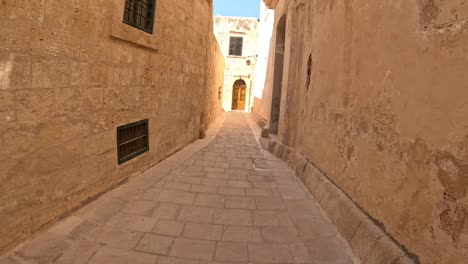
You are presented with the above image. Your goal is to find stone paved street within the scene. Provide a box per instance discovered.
[1,113,358,264]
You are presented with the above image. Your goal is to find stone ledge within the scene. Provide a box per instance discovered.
[110,0,160,51]
[263,135,417,264]
[262,0,279,9]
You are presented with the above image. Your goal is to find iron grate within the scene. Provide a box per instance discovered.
[117,119,149,165]
[123,0,156,34]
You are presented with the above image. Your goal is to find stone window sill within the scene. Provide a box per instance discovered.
[110,0,159,51]
[227,55,246,59]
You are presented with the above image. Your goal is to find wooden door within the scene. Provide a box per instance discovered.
[237,86,246,110]
[232,85,246,110]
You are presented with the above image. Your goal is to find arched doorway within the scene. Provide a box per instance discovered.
[270,15,287,133]
[232,79,247,111]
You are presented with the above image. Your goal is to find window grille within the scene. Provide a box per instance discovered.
[229,37,244,56]
[123,0,156,34]
[117,119,149,165]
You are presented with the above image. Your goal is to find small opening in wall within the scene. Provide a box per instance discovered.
[306,53,312,91]
[117,119,149,165]
[123,0,157,34]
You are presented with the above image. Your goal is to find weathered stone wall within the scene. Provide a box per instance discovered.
[255,0,468,263]
[202,34,225,129]
[0,0,223,254]
[214,17,258,112]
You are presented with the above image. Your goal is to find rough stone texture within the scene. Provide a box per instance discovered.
[213,17,258,112]
[202,33,226,132]
[255,0,468,263]
[0,113,358,264]
[0,0,224,255]
[264,138,413,264]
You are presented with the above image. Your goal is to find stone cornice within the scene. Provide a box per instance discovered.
[263,0,279,9]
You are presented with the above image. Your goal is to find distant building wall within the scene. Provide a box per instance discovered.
[0,0,223,254]
[253,2,274,122]
[255,0,468,263]
[214,16,258,112]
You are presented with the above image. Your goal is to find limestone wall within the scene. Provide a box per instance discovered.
[0,0,223,254]
[255,0,468,263]
[202,34,225,129]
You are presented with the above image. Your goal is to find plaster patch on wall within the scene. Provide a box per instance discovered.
[439,205,466,243]
[419,0,468,32]
[420,0,440,29]
[434,152,468,200]
[314,0,335,14]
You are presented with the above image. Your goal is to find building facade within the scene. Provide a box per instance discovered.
[214,16,258,112]
[0,0,224,254]
[254,0,468,263]
[253,2,275,113]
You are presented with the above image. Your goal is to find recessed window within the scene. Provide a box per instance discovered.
[117,119,149,165]
[229,37,243,56]
[123,0,156,34]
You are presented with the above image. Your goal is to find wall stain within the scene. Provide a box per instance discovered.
[370,98,400,153]
[314,0,335,14]
[434,151,468,200]
[439,205,466,243]
[405,138,468,244]
[420,0,440,29]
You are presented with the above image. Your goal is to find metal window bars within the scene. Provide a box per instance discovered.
[117,119,149,165]
[123,0,156,34]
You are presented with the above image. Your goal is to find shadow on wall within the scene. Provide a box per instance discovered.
[270,15,286,134]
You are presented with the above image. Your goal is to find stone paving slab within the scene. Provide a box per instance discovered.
[0,113,359,264]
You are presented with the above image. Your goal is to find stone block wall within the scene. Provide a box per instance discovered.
[202,34,225,129]
[0,0,223,254]
[255,0,468,263]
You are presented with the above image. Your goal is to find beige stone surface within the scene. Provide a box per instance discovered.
[222,226,262,243]
[88,247,158,264]
[182,222,223,241]
[0,113,357,264]
[215,242,249,262]
[153,220,184,237]
[136,233,174,255]
[169,238,216,261]
[248,244,292,263]
[177,206,214,224]
[0,0,224,254]
[255,0,468,263]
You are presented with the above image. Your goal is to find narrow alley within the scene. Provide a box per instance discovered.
[0,113,357,264]
[3,0,468,263]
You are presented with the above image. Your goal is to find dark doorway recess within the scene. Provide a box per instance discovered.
[270,15,287,134]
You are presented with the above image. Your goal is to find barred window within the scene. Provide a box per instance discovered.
[229,37,243,56]
[123,0,156,34]
[117,119,149,165]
